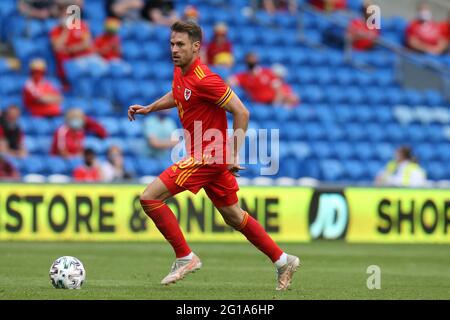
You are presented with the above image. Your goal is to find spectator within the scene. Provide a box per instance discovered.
[405,2,448,55]
[143,0,178,26]
[229,52,296,106]
[50,3,108,83]
[182,5,199,23]
[375,146,427,187]
[101,145,133,182]
[144,110,178,159]
[0,105,27,158]
[51,108,108,158]
[271,63,300,107]
[206,23,234,68]
[23,58,62,118]
[106,0,144,21]
[18,0,54,19]
[309,0,347,11]
[73,148,102,182]
[0,154,20,181]
[261,0,297,15]
[346,1,380,51]
[95,17,122,61]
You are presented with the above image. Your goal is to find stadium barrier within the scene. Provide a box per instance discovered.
[0,184,448,243]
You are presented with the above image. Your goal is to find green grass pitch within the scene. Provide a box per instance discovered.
[0,242,448,300]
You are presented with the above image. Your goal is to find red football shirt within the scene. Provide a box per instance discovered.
[406,20,445,46]
[95,33,121,60]
[23,78,62,117]
[73,165,102,182]
[234,67,280,104]
[50,21,94,59]
[172,57,234,163]
[347,18,379,50]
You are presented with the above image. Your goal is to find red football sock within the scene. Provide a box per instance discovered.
[236,212,283,262]
[140,199,191,258]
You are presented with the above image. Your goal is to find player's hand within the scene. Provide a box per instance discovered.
[227,163,246,177]
[128,105,150,121]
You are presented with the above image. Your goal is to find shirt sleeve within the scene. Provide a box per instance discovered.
[197,73,234,108]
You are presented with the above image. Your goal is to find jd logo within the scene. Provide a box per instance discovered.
[308,191,349,240]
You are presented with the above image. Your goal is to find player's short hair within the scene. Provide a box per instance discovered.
[171,20,202,44]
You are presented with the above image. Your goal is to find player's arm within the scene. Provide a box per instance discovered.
[128,91,175,121]
[223,94,250,176]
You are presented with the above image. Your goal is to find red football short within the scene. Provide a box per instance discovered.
[159,160,239,208]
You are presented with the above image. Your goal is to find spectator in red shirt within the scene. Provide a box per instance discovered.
[405,2,448,55]
[230,52,296,106]
[51,108,108,158]
[95,17,122,61]
[0,153,20,181]
[50,3,108,83]
[23,58,62,117]
[73,148,102,182]
[346,1,380,51]
[271,63,300,108]
[0,105,27,158]
[310,0,347,11]
[206,23,234,68]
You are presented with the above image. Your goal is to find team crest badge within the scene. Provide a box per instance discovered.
[184,88,192,101]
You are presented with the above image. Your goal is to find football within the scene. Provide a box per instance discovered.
[49,256,86,289]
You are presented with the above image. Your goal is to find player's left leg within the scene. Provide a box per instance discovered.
[204,172,301,291]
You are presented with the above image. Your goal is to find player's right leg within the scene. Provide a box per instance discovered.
[204,170,301,290]
[140,176,201,285]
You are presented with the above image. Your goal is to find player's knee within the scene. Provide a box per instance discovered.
[140,190,163,201]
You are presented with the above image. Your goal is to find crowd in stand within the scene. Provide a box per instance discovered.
[1,0,445,186]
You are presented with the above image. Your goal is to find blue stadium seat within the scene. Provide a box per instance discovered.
[334,142,355,160]
[136,157,164,176]
[282,121,306,141]
[143,42,166,60]
[305,123,326,141]
[122,41,146,61]
[109,60,133,79]
[320,159,345,181]
[416,144,436,162]
[84,137,108,155]
[311,141,334,158]
[22,155,46,174]
[384,124,406,142]
[345,123,368,141]
[354,142,375,160]
[277,157,303,179]
[47,157,70,175]
[344,160,367,182]
[365,124,386,142]
[373,143,395,161]
[426,162,448,181]
[323,124,345,141]
[114,79,141,106]
[120,118,143,138]
[91,98,114,116]
[99,117,120,137]
[367,160,384,179]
